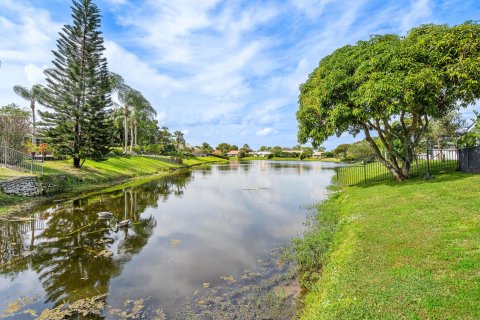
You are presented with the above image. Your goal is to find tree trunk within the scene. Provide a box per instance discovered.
[73,157,81,168]
[124,106,128,153]
[31,100,36,145]
[134,122,137,146]
[130,123,134,153]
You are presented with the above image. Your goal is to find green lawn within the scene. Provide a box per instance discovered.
[42,156,180,181]
[297,172,480,320]
[0,167,34,181]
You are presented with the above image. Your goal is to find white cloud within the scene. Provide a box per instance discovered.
[256,128,276,137]
[291,0,337,18]
[24,64,46,86]
[400,0,433,33]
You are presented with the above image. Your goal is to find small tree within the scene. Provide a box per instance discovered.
[200,142,213,154]
[0,104,30,150]
[297,22,480,181]
[333,144,350,159]
[459,111,480,147]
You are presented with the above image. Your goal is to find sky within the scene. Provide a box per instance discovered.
[1,0,480,150]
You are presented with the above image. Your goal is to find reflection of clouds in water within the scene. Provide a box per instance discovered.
[0,161,337,317]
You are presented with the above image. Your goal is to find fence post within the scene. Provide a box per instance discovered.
[426,140,430,178]
[363,160,367,184]
[4,146,7,168]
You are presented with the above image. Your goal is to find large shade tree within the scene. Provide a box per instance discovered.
[40,0,112,167]
[297,22,480,181]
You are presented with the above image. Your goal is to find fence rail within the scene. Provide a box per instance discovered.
[0,146,43,174]
[335,149,460,186]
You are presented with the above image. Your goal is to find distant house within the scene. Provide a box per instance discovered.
[313,151,323,158]
[254,151,272,157]
[212,150,222,156]
[226,150,240,157]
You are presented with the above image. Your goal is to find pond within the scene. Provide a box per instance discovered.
[0,160,340,319]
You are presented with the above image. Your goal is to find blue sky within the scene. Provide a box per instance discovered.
[1,0,479,150]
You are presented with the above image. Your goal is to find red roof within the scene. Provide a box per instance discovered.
[227,150,240,155]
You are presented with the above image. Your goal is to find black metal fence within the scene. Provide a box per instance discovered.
[0,145,44,174]
[335,149,460,186]
[459,146,480,173]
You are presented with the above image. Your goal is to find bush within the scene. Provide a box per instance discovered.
[112,147,123,156]
[267,154,274,159]
[133,146,142,154]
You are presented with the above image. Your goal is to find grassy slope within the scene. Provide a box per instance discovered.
[300,172,480,320]
[0,167,34,181]
[0,156,226,211]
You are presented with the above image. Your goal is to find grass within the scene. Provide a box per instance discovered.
[296,172,480,319]
[0,167,34,181]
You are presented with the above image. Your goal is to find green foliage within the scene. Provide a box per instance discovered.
[293,196,340,288]
[111,147,123,156]
[238,150,247,158]
[0,192,23,206]
[459,111,480,147]
[333,144,350,159]
[322,151,335,158]
[427,111,467,148]
[200,142,213,154]
[346,140,376,161]
[216,143,231,154]
[0,104,30,150]
[297,22,480,180]
[267,153,274,159]
[40,0,112,167]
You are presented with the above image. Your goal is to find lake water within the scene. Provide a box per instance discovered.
[0,160,340,319]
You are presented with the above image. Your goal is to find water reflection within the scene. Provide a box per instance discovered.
[0,171,193,310]
[0,161,339,318]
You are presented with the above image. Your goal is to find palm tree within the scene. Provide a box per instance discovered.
[13,84,44,145]
[125,92,155,152]
[173,131,186,150]
[110,73,133,153]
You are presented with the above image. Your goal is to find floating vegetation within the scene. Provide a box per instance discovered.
[202,282,210,288]
[169,239,182,247]
[175,249,299,320]
[95,249,113,258]
[37,295,106,320]
[220,275,236,283]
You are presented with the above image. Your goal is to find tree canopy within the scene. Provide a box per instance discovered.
[297,22,480,180]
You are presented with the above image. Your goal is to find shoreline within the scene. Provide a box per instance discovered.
[0,157,228,216]
[294,172,480,319]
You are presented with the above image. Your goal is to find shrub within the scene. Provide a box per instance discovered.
[267,154,274,159]
[112,147,123,156]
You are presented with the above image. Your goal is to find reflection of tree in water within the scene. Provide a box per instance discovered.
[0,172,193,307]
[0,217,44,278]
